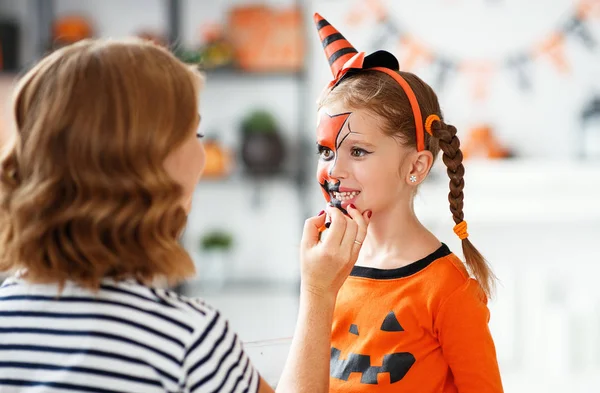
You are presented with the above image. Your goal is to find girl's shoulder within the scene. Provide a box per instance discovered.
[423,248,482,303]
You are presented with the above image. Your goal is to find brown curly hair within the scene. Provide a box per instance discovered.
[320,70,496,298]
[0,38,201,289]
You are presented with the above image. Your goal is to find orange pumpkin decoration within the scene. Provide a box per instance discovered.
[462,125,511,159]
[53,16,94,45]
[202,139,233,178]
[227,5,304,71]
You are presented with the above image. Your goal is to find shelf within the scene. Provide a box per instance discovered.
[201,67,306,80]
[199,172,298,185]
[178,278,299,296]
[416,158,600,224]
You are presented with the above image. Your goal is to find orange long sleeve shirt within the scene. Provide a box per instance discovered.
[329,244,503,393]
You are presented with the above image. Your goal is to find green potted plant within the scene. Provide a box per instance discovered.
[240,109,286,175]
[200,231,233,251]
[198,230,234,290]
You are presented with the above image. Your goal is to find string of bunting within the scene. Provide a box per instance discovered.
[345,0,600,101]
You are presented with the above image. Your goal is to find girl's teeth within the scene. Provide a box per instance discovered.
[333,191,360,201]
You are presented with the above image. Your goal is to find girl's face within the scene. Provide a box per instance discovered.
[164,115,205,213]
[316,102,414,214]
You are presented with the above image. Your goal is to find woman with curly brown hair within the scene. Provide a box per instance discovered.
[0,38,370,393]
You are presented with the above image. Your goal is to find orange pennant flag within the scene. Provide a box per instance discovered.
[398,36,432,71]
[365,0,388,22]
[346,0,388,25]
[536,33,570,74]
[345,1,368,26]
[460,61,495,101]
[578,0,600,19]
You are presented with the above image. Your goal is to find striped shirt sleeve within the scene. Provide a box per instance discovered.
[181,308,260,393]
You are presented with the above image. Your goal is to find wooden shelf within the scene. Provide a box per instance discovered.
[201,67,306,80]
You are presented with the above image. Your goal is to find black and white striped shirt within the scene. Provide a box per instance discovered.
[0,277,260,393]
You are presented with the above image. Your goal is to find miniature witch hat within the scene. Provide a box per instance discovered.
[313,13,359,78]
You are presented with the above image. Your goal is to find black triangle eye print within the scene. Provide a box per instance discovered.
[381,311,404,332]
[349,324,359,335]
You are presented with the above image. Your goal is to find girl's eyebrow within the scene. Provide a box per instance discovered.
[343,138,376,148]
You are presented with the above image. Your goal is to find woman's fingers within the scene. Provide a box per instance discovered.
[301,210,327,248]
[346,206,371,260]
[298,206,372,298]
[339,208,359,259]
[322,205,347,246]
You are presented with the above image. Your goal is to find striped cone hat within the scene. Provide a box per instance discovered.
[314,13,358,78]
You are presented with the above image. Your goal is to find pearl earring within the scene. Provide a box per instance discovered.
[410,175,417,183]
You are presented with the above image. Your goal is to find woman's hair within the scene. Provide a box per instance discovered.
[0,38,202,289]
[320,70,496,298]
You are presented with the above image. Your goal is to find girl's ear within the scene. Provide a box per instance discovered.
[406,150,434,185]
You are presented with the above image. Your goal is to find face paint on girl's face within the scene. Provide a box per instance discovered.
[316,105,410,221]
[316,110,355,213]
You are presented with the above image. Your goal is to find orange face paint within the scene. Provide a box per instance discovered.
[316,111,353,203]
[316,111,353,232]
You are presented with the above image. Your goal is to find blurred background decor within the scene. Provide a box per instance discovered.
[581,94,600,159]
[462,124,513,160]
[228,4,304,72]
[135,29,168,47]
[201,135,234,179]
[240,109,286,175]
[197,229,234,291]
[197,22,235,70]
[52,15,93,49]
[344,0,600,100]
[0,18,18,71]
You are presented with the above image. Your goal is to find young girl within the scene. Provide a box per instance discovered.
[313,14,504,392]
[0,38,370,393]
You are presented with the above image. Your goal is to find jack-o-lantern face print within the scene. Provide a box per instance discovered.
[330,311,416,384]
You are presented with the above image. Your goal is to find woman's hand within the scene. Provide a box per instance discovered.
[275,205,370,393]
[300,205,371,299]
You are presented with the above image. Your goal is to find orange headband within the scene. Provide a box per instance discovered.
[370,67,427,152]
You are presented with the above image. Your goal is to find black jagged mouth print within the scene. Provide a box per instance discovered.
[330,347,415,385]
[321,181,345,212]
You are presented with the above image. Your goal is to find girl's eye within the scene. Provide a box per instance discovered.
[351,147,370,157]
[196,133,205,139]
[318,145,334,160]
